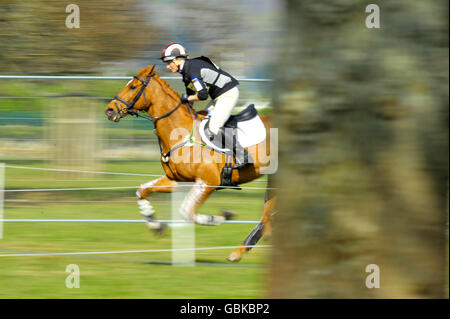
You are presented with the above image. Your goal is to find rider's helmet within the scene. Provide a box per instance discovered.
[160,42,188,62]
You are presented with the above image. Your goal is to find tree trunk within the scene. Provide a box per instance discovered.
[270,0,448,298]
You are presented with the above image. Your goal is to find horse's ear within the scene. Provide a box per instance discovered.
[148,64,156,76]
[138,65,156,77]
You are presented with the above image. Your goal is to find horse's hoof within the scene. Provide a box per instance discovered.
[226,251,242,262]
[147,221,168,236]
[155,222,168,236]
[222,209,237,221]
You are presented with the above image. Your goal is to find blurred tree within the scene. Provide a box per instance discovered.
[146,0,247,71]
[0,0,158,74]
[270,0,448,298]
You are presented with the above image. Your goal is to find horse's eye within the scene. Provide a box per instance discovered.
[130,85,136,90]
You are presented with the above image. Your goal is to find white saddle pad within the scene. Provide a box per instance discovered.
[198,115,267,153]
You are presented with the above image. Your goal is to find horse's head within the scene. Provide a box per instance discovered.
[105,65,156,122]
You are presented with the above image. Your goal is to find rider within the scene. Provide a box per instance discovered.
[160,42,248,169]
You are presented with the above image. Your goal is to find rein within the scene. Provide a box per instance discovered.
[112,73,199,164]
[113,74,185,126]
[159,101,199,163]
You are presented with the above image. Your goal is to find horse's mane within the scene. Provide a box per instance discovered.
[152,73,198,114]
[152,74,180,102]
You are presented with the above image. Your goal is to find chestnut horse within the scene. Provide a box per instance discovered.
[105,65,276,262]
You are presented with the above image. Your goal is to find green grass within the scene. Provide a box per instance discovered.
[0,161,271,298]
[0,77,273,298]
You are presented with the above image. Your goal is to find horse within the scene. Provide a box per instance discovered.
[104,64,277,262]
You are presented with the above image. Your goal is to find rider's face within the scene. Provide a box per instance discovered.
[165,60,179,73]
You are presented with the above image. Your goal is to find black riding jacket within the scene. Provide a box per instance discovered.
[179,57,239,100]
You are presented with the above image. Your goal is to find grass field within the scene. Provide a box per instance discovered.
[0,161,271,298]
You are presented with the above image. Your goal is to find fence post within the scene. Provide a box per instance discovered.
[0,163,4,239]
[171,183,195,266]
[49,96,103,178]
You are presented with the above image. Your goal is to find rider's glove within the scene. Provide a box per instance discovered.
[180,93,189,105]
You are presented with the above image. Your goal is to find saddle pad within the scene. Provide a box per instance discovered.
[198,115,266,153]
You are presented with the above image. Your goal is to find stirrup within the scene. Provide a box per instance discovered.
[218,158,241,190]
[220,165,238,187]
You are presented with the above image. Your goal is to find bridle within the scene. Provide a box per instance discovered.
[113,75,151,117]
[111,71,198,165]
[112,73,184,127]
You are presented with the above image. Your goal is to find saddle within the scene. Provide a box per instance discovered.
[223,104,258,128]
[198,104,259,188]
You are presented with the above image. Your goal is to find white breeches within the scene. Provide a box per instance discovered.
[206,86,239,135]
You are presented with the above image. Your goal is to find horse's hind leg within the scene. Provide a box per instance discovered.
[227,191,277,262]
[260,195,276,239]
[178,178,226,226]
[136,175,177,233]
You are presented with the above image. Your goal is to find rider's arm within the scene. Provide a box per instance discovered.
[189,76,208,101]
[186,87,196,97]
[184,87,202,103]
[187,67,208,101]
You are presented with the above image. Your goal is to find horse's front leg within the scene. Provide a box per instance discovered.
[136,175,177,233]
[179,178,227,226]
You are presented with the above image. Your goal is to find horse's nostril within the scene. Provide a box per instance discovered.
[106,108,114,115]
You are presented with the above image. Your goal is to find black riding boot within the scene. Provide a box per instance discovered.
[224,128,251,169]
[205,123,252,169]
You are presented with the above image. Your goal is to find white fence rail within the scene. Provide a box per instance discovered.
[0,218,259,224]
[0,75,272,82]
[0,163,268,264]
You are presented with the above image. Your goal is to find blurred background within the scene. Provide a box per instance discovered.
[0,0,281,166]
[0,0,448,299]
[0,0,281,299]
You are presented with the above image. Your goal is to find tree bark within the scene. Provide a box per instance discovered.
[270,0,448,298]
